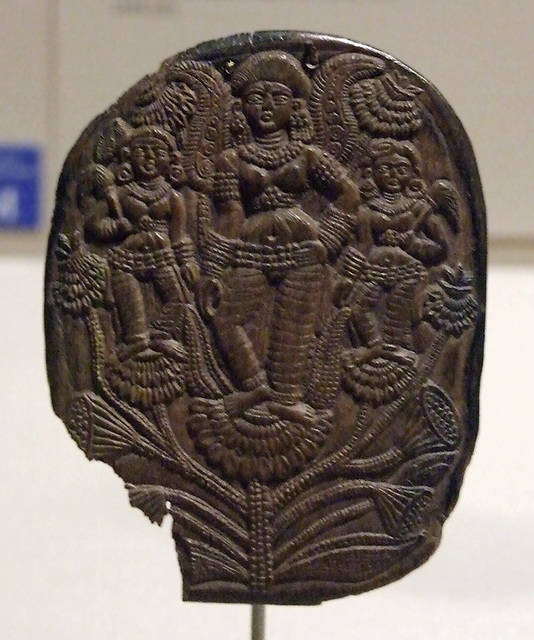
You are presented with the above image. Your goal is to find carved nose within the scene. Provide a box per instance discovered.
[263,94,274,109]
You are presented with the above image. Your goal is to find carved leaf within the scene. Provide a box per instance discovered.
[188,539,249,584]
[170,504,248,567]
[422,383,461,447]
[276,533,419,582]
[67,391,137,461]
[126,483,169,525]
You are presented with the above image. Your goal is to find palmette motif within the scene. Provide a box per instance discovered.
[45,32,485,605]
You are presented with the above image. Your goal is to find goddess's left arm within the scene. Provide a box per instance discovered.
[307,147,361,259]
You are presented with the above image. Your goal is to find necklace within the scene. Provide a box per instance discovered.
[124,178,171,204]
[369,193,415,217]
[239,140,304,170]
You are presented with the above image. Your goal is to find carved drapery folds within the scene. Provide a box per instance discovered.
[45,32,485,605]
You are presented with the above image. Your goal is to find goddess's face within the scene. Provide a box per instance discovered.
[242,81,293,135]
[129,137,170,180]
[373,153,415,195]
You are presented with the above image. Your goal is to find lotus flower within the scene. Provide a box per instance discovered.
[52,233,108,317]
[424,264,479,338]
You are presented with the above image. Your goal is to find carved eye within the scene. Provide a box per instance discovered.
[245,92,264,105]
[272,93,290,106]
[376,164,391,174]
[396,163,411,176]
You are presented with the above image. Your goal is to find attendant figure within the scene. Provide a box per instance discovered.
[339,139,454,405]
[85,124,198,356]
[82,124,198,407]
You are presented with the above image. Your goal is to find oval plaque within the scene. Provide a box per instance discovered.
[45,31,485,605]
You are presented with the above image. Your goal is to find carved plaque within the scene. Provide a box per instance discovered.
[45,32,485,604]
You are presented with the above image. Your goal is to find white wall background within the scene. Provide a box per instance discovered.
[1,2,533,638]
[1,0,534,254]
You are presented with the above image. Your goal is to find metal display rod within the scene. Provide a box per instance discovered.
[251,605,266,640]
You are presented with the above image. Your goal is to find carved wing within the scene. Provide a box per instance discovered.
[309,52,386,161]
[118,59,230,191]
[348,69,425,140]
[430,179,460,233]
[164,60,230,191]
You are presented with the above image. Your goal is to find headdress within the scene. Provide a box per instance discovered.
[231,51,311,98]
[125,124,178,152]
[114,123,182,185]
[368,138,422,175]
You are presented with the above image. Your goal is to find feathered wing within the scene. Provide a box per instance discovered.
[117,59,230,192]
[162,60,230,191]
[309,52,386,160]
[430,179,460,233]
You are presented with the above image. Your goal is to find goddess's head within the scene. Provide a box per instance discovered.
[230,51,314,142]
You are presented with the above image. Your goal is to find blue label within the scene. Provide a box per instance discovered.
[0,145,41,229]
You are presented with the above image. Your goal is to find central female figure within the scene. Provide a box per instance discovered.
[199,51,360,440]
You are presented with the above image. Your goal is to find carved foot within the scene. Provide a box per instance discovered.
[224,385,271,417]
[267,401,316,427]
[117,335,150,361]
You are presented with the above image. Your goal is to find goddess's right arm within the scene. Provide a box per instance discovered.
[211,151,245,239]
[199,152,245,280]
